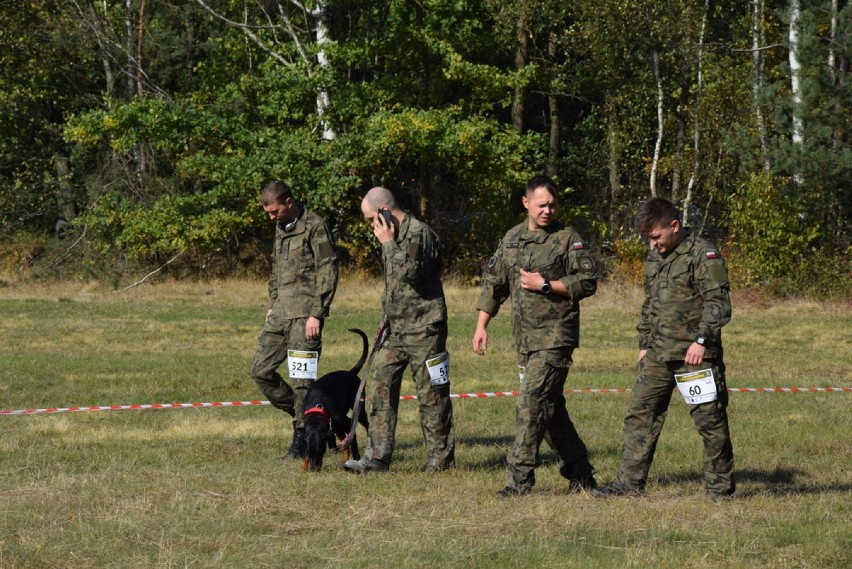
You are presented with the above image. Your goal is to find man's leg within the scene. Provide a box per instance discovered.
[683,359,735,498]
[504,350,568,491]
[361,335,408,466]
[250,313,295,417]
[408,323,455,471]
[281,317,322,459]
[285,317,323,431]
[614,353,675,492]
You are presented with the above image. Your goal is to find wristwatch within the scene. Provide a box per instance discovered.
[540,281,552,294]
[695,336,706,346]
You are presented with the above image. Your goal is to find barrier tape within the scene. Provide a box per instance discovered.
[1,387,848,416]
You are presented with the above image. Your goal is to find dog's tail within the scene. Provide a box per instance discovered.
[347,328,369,375]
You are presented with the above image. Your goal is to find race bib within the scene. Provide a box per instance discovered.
[675,368,718,405]
[426,352,450,386]
[287,350,319,380]
[518,364,525,383]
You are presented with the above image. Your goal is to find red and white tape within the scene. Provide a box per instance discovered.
[0,387,848,416]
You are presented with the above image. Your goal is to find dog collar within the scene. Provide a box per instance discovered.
[303,405,331,421]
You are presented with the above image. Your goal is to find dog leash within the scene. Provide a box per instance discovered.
[337,317,389,451]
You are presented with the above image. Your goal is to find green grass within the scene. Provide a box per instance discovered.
[0,277,850,568]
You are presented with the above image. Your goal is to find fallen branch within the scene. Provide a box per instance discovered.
[115,249,186,292]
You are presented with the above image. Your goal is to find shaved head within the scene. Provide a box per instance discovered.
[361,186,398,212]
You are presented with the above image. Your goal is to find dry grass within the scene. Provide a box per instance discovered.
[0,276,849,568]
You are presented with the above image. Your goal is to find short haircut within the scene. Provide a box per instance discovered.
[261,181,293,206]
[634,197,681,234]
[525,175,558,200]
[363,186,399,211]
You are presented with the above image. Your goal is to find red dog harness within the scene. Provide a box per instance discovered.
[303,405,331,422]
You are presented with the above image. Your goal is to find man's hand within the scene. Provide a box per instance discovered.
[305,316,322,341]
[372,212,395,244]
[637,349,647,362]
[472,311,492,356]
[519,268,546,291]
[684,342,706,366]
[472,328,488,356]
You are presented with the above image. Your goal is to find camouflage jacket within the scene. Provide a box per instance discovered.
[476,220,598,354]
[638,231,731,361]
[268,207,339,320]
[380,214,447,332]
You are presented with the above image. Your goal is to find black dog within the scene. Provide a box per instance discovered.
[300,328,370,472]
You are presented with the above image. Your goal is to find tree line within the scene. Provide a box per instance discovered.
[0,0,849,295]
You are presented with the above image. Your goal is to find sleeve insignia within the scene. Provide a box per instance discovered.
[705,251,719,259]
[573,242,585,250]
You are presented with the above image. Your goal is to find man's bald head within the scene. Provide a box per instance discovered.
[361,186,399,212]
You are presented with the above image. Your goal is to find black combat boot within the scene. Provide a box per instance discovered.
[282,428,305,460]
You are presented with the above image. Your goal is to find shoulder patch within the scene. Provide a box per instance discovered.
[573,242,585,250]
[705,250,719,260]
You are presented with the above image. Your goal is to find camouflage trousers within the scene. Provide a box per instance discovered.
[364,322,455,469]
[250,313,321,430]
[506,348,595,489]
[616,352,735,495]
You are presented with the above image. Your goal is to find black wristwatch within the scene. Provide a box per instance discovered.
[540,281,552,294]
[695,336,706,346]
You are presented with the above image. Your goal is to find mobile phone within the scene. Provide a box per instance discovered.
[378,208,393,226]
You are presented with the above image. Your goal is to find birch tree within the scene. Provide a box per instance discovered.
[192,0,336,140]
[788,0,805,184]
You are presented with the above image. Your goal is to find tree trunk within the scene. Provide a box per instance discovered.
[751,0,771,171]
[683,0,709,228]
[125,0,135,97]
[788,0,805,185]
[607,102,623,241]
[649,49,664,197]
[546,35,560,177]
[313,2,336,141]
[85,0,115,105]
[671,73,689,202]
[511,8,529,133]
[53,152,77,222]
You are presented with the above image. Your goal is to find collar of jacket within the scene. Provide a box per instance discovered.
[395,213,412,243]
[655,229,694,267]
[280,206,309,236]
[520,220,565,244]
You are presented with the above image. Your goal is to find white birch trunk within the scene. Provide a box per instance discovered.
[650,49,663,197]
[788,0,805,186]
[313,3,336,141]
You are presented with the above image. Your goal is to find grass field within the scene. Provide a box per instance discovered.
[0,275,850,568]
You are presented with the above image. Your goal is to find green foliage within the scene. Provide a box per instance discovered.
[0,0,848,298]
[727,171,821,287]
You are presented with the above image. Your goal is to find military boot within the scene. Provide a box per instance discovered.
[282,428,305,460]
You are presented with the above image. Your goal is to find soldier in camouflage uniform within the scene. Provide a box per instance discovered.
[345,186,455,473]
[593,197,735,501]
[472,175,598,496]
[250,181,339,459]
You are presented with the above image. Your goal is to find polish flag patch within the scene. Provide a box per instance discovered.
[706,251,718,259]
[573,242,585,250]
